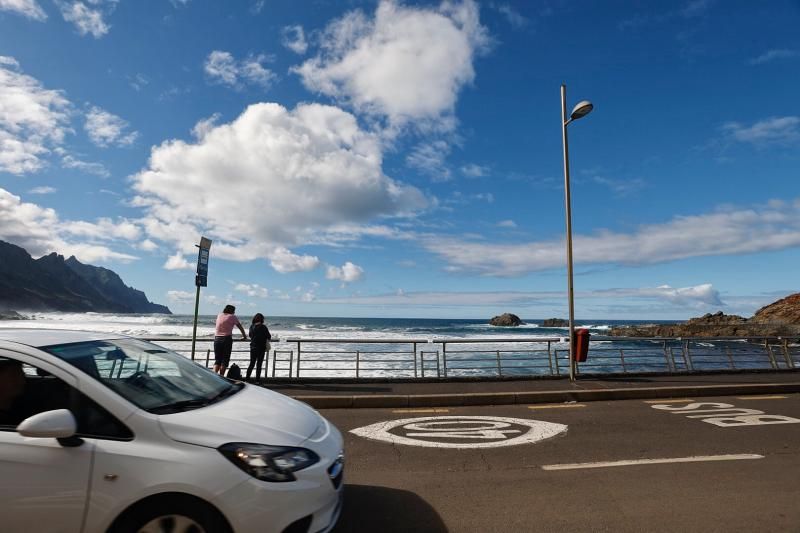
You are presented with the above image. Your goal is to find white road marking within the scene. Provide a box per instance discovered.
[651,401,800,426]
[351,415,568,449]
[735,395,787,400]
[541,454,764,471]
[643,399,695,404]
[528,404,586,409]
[392,409,450,413]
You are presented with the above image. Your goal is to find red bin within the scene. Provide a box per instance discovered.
[573,328,591,362]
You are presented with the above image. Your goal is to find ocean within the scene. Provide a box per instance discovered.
[0,312,657,339]
[4,312,779,378]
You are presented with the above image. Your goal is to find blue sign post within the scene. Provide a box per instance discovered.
[191,237,212,361]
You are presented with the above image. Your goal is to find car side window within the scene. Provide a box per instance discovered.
[0,358,133,441]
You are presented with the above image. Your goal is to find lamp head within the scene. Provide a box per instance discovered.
[570,100,594,121]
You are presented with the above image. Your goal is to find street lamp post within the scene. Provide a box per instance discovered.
[561,84,593,382]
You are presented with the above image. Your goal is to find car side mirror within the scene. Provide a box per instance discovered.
[17,409,82,446]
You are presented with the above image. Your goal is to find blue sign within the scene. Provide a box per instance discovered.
[197,247,209,277]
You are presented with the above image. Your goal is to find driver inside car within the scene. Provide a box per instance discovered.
[0,359,26,427]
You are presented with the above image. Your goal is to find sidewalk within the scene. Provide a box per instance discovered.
[261,371,800,408]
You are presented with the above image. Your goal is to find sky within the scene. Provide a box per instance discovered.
[0,0,799,320]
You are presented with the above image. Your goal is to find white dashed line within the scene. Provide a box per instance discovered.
[541,454,764,471]
[735,395,787,400]
[527,404,586,409]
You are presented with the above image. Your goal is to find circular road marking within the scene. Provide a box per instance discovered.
[350,415,568,449]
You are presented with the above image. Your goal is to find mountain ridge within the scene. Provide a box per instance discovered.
[0,240,171,314]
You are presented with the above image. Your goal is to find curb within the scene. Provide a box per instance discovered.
[291,382,800,409]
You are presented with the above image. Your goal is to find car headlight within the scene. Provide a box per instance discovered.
[219,443,320,482]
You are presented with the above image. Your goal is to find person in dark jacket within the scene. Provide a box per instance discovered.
[247,313,271,381]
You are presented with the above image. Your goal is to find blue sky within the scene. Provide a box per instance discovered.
[1,0,798,319]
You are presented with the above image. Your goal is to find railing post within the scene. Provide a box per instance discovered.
[356,350,360,378]
[553,348,560,376]
[726,346,735,369]
[684,339,693,371]
[442,342,448,378]
[436,350,441,378]
[619,348,627,373]
[413,342,418,378]
[547,341,553,375]
[663,340,674,372]
[205,349,210,369]
[783,338,794,369]
[296,341,301,378]
[496,350,502,376]
[764,339,777,369]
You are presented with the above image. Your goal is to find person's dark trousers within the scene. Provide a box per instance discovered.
[247,346,265,381]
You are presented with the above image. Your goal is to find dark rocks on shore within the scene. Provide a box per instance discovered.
[0,310,26,320]
[609,294,800,338]
[489,313,523,327]
[542,318,569,327]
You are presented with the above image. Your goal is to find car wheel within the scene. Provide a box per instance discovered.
[109,495,230,533]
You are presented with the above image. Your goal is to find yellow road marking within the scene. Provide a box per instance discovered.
[392,408,450,413]
[643,399,695,404]
[735,395,787,400]
[528,404,586,409]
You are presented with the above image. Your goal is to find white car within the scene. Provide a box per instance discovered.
[0,329,344,533]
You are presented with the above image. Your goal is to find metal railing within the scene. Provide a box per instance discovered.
[139,335,799,380]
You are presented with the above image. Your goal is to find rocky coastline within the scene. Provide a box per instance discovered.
[609,293,800,338]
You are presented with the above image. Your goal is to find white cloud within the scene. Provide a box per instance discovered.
[166,290,194,303]
[0,57,71,174]
[294,0,489,129]
[84,106,138,147]
[204,50,276,90]
[28,186,56,194]
[191,113,221,140]
[325,261,364,282]
[0,187,137,263]
[131,102,428,270]
[234,283,269,298]
[406,140,451,181]
[163,251,194,271]
[281,25,308,54]
[749,49,800,65]
[62,217,141,241]
[722,116,799,146]
[128,73,149,91]
[461,163,487,177]
[591,175,646,196]
[596,284,723,308]
[57,1,109,38]
[250,0,264,14]
[269,247,320,273]
[496,219,516,228]
[494,4,528,28]
[680,0,714,18]
[314,283,721,308]
[424,199,800,276]
[301,291,316,302]
[0,0,46,20]
[61,154,109,177]
[137,239,158,251]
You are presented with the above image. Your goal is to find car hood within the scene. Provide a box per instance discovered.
[158,384,322,448]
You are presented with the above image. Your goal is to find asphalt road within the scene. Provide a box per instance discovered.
[327,393,800,533]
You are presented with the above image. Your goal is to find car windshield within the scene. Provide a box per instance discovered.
[41,338,241,414]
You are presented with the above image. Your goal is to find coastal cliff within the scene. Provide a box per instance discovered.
[609,293,800,337]
[0,240,171,314]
